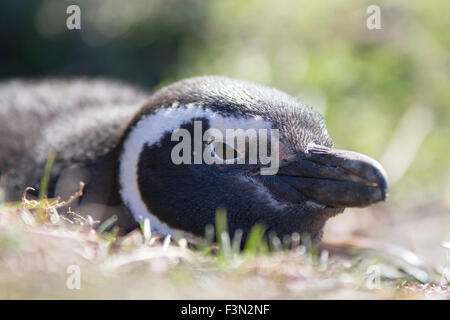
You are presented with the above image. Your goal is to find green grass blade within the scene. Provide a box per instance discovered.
[98,215,118,234]
[215,207,227,248]
[39,151,55,200]
[244,223,266,254]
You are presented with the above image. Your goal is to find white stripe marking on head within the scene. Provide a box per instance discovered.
[119,103,272,234]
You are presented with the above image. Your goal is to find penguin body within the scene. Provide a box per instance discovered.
[0,76,388,242]
[0,78,147,229]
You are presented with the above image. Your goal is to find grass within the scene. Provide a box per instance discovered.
[0,193,448,299]
[0,156,448,299]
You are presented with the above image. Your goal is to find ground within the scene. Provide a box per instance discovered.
[0,186,448,300]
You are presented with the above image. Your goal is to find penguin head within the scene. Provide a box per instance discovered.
[119,76,388,242]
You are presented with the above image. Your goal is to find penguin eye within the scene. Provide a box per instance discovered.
[212,141,242,162]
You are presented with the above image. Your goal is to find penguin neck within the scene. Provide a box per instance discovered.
[118,102,272,235]
[119,103,209,234]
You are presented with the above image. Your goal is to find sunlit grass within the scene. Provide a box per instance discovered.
[0,192,448,299]
[0,154,448,299]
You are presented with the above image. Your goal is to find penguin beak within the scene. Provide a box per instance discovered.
[276,144,388,208]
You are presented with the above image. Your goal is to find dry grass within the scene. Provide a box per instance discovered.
[0,188,448,300]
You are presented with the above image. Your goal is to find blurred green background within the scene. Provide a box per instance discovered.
[1,0,449,213]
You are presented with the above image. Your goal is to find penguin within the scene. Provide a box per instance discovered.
[0,76,388,242]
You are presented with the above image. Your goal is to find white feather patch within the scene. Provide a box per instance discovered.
[119,103,272,234]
